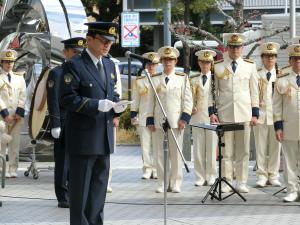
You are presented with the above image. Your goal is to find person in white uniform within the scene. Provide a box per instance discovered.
[190,50,217,186]
[0,49,26,178]
[273,43,300,202]
[253,42,282,188]
[209,33,259,193]
[131,52,159,179]
[146,46,193,193]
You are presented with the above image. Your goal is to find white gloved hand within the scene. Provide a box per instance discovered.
[51,127,61,139]
[113,103,128,113]
[98,99,116,112]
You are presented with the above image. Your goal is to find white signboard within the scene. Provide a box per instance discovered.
[121,12,140,47]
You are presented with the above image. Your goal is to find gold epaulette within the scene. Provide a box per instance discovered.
[243,58,254,64]
[277,72,289,78]
[281,65,291,70]
[175,71,186,76]
[189,73,201,79]
[136,75,146,80]
[14,71,25,76]
[214,59,224,64]
[152,72,162,77]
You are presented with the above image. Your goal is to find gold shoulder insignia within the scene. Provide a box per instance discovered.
[190,73,201,79]
[175,71,186,76]
[152,72,163,77]
[136,75,146,80]
[244,58,254,63]
[281,65,291,70]
[214,59,224,64]
[277,72,289,78]
[14,71,25,76]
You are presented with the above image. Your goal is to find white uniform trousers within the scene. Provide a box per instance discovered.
[253,124,281,180]
[138,126,156,172]
[222,122,251,183]
[192,127,217,182]
[153,128,184,189]
[281,140,300,193]
[0,122,22,174]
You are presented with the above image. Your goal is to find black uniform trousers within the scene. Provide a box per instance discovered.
[69,154,110,225]
[53,132,69,203]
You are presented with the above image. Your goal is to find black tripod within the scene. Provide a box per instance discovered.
[190,123,246,203]
[201,126,246,202]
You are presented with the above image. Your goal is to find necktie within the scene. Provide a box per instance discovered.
[297,75,300,87]
[266,72,271,81]
[97,61,106,86]
[202,75,207,86]
[7,73,11,83]
[165,76,169,84]
[232,61,237,73]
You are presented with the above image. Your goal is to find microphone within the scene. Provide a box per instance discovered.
[125,51,152,64]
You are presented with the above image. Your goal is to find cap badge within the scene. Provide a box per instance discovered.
[148,53,155,61]
[6,52,12,57]
[231,34,239,42]
[164,48,172,55]
[267,44,274,50]
[294,46,300,53]
[109,27,116,35]
[203,51,210,58]
[78,40,84,46]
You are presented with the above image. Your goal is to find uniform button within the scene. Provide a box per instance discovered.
[89,84,93,87]
[107,121,109,124]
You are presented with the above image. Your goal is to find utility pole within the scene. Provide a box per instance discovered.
[127,0,134,100]
[290,0,296,38]
[163,0,171,46]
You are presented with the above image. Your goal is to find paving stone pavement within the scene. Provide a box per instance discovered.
[0,145,300,225]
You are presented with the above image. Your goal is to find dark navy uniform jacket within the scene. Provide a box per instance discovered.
[47,65,67,129]
[61,49,119,156]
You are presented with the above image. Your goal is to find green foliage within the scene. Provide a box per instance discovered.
[119,108,135,130]
[189,0,216,14]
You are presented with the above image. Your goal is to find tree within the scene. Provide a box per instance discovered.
[81,0,121,22]
[154,0,216,72]
[171,0,290,60]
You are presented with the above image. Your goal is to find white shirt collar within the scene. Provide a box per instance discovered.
[163,69,176,77]
[201,71,211,76]
[86,48,102,66]
[225,54,242,63]
[262,66,276,75]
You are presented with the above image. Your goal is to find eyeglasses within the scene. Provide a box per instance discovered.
[94,36,113,45]
[228,45,242,49]
[1,60,15,64]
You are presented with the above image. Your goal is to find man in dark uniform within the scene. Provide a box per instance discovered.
[47,37,86,208]
[61,22,123,225]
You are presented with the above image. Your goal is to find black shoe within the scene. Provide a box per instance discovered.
[58,201,69,208]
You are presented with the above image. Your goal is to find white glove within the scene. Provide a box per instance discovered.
[113,104,128,113]
[98,99,116,112]
[51,127,61,139]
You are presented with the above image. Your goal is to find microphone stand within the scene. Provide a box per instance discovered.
[141,61,190,225]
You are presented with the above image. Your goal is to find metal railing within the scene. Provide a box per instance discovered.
[221,0,300,9]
